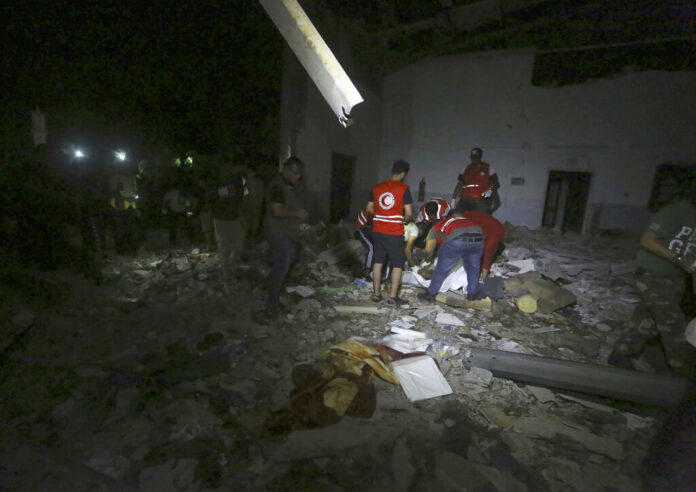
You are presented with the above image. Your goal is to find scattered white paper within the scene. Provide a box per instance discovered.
[382,335,432,353]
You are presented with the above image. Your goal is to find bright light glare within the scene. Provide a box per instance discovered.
[74,150,85,159]
[115,151,126,161]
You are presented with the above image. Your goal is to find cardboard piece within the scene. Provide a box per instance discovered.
[392,355,453,401]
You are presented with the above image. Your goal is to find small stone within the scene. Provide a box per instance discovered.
[297,298,322,311]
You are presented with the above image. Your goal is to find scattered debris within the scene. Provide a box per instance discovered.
[0,223,680,490]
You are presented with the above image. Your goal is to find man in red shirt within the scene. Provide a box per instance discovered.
[453,147,500,214]
[365,160,413,306]
[418,210,504,301]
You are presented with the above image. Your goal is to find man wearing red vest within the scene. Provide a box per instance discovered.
[416,197,452,224]
[418,210,504,302]
[405,198,452,267]
[453,147,500,214]
[365,160,413,306]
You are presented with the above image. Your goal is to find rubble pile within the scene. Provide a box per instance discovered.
[0,224,682,491]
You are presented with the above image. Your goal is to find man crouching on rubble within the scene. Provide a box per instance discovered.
[262,157,309,315]
[418,210,504,302]
[610,197,696,373]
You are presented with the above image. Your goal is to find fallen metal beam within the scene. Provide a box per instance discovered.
[464,348,693,406]
[259,0,364,127]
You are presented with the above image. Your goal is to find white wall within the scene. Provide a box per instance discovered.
[379,49,696,231]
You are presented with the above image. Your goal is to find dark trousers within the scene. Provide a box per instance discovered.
[614,269,691,367]
[456,197,492,214]
[112,210,138,255]
[267,238,296,305]
[427,237,483,297]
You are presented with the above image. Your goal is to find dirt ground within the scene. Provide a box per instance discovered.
[1,224,692,491]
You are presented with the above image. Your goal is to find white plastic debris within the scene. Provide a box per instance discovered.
[392,355,453,401]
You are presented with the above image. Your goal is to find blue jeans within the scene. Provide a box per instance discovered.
[427,237,484,297]
[267,238,296,305]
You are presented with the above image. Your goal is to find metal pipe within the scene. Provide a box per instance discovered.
[465,348,693,406]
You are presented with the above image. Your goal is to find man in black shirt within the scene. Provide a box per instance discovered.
[263,157,308,311]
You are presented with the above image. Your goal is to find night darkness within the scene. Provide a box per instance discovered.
[2,0,283,156]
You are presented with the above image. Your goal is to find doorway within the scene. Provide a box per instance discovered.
[542,171,592,233]
[330,152,355,224]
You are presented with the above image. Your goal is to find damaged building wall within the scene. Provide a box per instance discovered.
[378,48,696,231]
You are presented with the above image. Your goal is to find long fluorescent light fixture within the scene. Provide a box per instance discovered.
[259,0,364,127]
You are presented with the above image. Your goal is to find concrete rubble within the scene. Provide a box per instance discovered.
[0,222,689,490]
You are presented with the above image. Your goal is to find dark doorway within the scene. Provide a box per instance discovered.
[330,152,355,224]
[648,163,696,212]
[542,171,592,233]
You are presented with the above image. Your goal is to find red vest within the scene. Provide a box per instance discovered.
[433,216,478,245]
[354,208,374,230]
[417,197,451,223]
[372,180,408,235]
[461,163,491,199]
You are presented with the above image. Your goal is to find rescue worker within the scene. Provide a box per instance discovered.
[365,159,413,306]
[406,197,452,267]
[418,210,504,301]
[453,147,500,214]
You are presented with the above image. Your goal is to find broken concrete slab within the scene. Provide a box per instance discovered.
[480,408,624,460]
[435,292,492,311]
